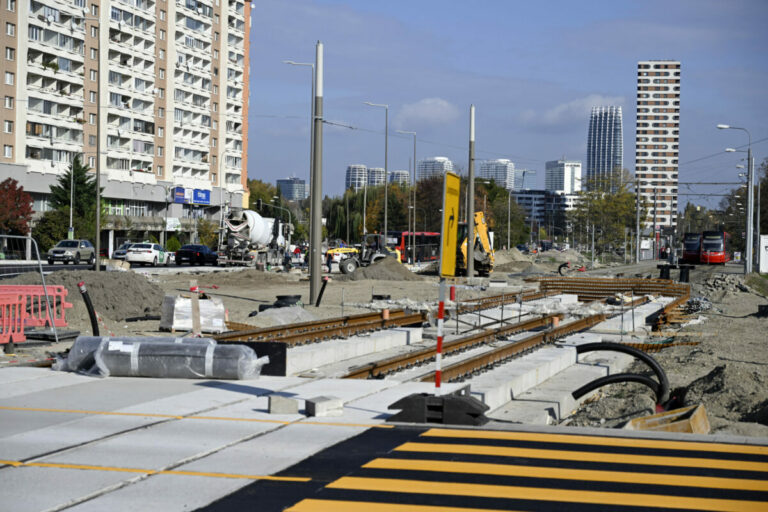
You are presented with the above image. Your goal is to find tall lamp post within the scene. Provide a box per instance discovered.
[718,124,753,274]
[68,165,75,239]
[364,101,388,241]
[397,129,416,264]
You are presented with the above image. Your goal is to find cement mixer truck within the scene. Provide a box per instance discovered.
[217,209,292,267]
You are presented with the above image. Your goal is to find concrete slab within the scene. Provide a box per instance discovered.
[286,327,421,376]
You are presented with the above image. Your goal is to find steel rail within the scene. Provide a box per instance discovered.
[422,313,609,383]
[344,313,563,379]
[216,309,410,342]
[456,289,554,314]
[217,312,426,346]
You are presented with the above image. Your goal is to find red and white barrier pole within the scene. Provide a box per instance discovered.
[435,278,446,393]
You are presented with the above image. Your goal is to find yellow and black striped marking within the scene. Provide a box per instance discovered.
[200,426,768,511]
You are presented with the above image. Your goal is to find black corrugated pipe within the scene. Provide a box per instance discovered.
[77,281,99,336]
[574,342,669,405]
[572,373,662,404]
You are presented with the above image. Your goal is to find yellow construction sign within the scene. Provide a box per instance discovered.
[439,172,460,277]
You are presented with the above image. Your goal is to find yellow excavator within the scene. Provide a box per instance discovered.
[456,211,495,277]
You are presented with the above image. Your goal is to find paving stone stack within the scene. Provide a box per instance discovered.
[703,274,750,295]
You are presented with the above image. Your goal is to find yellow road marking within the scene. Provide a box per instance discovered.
[422,428,768,456]
[327,477,765,512]
[0,406,391,429]
[287,499,516,511]
[364,458,768,492]
[395,443,768,472]
[0,459,310,482]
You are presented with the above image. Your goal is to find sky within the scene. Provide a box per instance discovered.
[247,0,768,208]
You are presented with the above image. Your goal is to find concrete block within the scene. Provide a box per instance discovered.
[268,394,299,415]
[305,395,344,417]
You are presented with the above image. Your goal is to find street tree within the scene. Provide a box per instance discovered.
[0,178,34,235]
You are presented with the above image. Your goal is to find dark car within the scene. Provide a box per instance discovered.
[175,244,218,266]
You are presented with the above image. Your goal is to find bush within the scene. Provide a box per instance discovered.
[166,235,181,252]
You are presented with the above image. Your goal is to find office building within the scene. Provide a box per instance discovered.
[0,0,251,253]
[345,164,367,192]
[512,168,536,191]
[388,169,409,185]
[545,159,582,194]
[635,60,680,228]
[277,177,307,201]
[367,167,385,186]
[416,156,453,181]
[586,106,623,191]
[479,158,515,190]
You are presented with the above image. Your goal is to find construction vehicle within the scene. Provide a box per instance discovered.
[456,211,495,277]
[338,233,397,274]
[218,209,291,267]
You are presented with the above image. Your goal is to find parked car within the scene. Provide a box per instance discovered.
[125,243,170,266]
[111,242,134,260]
[175,244,218,266]
[47,239,95,265]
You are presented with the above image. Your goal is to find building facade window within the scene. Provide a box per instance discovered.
[157,146,163,156]
[159,68,165,79]
[157,127,164,137]
[156,165,162,176]
[89,113,96,124]
[90,48,97,59]
[91,4,97,16]
[5,47,14,60]
[158,49,165,59]
[3,96,12,108]
[89,156,95,167]
[89,91,96,103]
[159,9,165,20]
[3,145,12,158]
[4,72,13,85]
[89,135,96,145]
[159,29,165,40]
[158,107,164,117]
[3,120,11,133]
[90,26,97,37]
[6,0,16,12]
[5,22,14,36]
[90,69,97,81]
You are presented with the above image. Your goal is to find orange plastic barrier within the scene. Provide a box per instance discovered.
[0,292,27,345]
[0,285,73,328]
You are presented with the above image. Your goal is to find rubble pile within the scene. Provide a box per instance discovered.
[703,273,750,295]
[342,257,426,282]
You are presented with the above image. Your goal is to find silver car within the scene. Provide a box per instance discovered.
[111,242,134,261]
[47,239,95,265]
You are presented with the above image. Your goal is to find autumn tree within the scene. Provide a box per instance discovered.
[0,178,34,235]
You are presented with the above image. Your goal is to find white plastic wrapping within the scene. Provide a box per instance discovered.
[54,336,215,373]
[93,340,268,380]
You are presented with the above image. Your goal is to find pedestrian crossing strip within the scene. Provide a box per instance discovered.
[202,427,768,511]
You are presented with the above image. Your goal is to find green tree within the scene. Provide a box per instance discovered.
[247,179,279,211]
[166,235,181,252]
[197,218,219,248]
[0,178,33,235]
[41,156,101,241]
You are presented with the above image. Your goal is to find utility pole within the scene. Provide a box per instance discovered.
[309,41,323,304]
[653,188,658,260]
[635,177,641,263]
[467,105,476,278]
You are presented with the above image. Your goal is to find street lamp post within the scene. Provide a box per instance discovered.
[68,167,75,239]
[397,130,416,265]
[507,189,511,250]
[364,102,388,241]
[718,124,753,274]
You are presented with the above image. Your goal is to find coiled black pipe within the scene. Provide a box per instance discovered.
[77,281,99,336]
[574,342,670,405]
[572,373,662,404]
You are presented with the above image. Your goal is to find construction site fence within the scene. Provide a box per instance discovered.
[0,292,27,345]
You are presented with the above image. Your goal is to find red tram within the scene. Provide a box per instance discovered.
[681,232,702,264]
[699,231,731,264]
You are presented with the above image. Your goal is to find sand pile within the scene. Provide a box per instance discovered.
[493,248,531,266]
[537,249,585,263]
[343,257,426,281]
[4,270,165,324]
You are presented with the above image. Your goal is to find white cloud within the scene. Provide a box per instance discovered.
[520,94,626,128]
[394,98,460,129]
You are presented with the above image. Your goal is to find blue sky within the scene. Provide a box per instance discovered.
[247,0,767,206]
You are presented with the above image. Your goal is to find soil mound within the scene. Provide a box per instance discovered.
[679,365,768,424]
[344,257,426,281]
[4,270,165,323]
[494,248,531,266]
[537,249,585,263]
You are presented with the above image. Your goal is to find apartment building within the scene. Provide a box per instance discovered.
[586,106,623,191]
[545,159,582,194]
[276,176,307,201]
[388,169,408,185]
[345,164,366,192]
[0,0,250,254]
[479,158,515,190]
[634,60,680,229]
[416,156,453,181]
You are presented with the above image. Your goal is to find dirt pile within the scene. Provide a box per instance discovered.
[677,365,768,425]
[537,249,585,263]
[494,261,552,274]
[493,248,531,266]
[343,257,426,281]
[4,270,165,325]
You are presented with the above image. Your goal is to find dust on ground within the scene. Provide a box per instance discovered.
[567,268,768,437]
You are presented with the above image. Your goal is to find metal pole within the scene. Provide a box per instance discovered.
[412,132,416,264]
[746,146,754,274]
[94,16,102,271]
[309,41,323,304]
[653,188,658,260]
[467,105,476,278]
[362,177,367,235]
[384,106,388,242]
[507,190,511,250]
[69,166,74,238]
[635,177,641,263]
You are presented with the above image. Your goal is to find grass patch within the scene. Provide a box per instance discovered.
[745,273,768,297]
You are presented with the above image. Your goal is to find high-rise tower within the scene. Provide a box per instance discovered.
[635,60,680,229]
[586,106,623,191]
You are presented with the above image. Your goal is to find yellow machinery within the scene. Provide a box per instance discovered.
[456,211,495,277]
